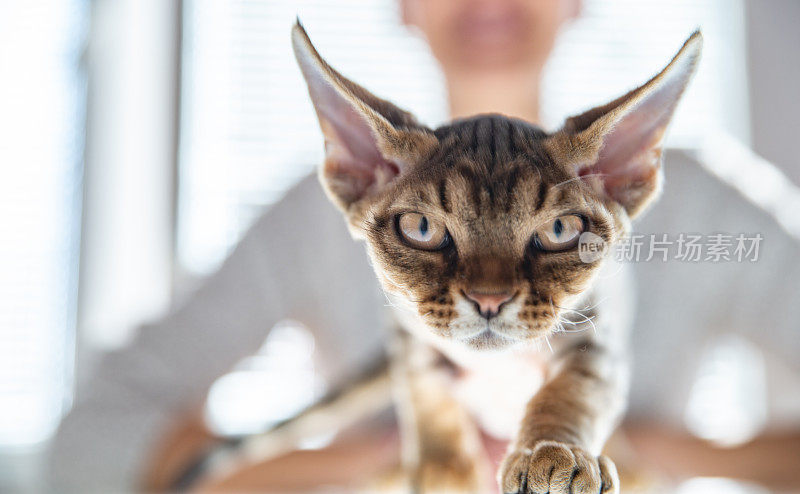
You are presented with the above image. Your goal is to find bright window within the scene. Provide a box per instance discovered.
[0,0,87,447]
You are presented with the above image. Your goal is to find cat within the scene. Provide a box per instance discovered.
[287,23,701,493]
[174,23,701,493]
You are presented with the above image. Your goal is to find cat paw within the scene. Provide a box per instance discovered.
[498,441,618,494]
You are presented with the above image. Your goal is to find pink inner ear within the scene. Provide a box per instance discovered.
[583,61,692,203]
[323,99,383,169]
[576,67,695,216]
[593,94,675,178]
[321,109,400,191]
[305,69,401,199]
[318,106,401,202]
[593,59,690,180]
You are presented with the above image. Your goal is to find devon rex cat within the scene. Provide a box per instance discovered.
[288,23,700,493]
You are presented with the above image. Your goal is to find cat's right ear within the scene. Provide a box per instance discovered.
[292,22,437,218]
[545,31,702,219]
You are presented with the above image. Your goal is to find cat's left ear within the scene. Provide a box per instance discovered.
[546,31,702,218]
[292,22,438,219]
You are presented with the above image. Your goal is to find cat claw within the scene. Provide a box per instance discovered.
[498,441,618,494]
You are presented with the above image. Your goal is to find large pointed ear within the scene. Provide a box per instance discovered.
[291,22,438,218]
[545,31,702,218]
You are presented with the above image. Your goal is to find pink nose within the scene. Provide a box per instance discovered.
[465,290,514,319]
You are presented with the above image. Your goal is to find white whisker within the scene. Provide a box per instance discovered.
[552,173,609,189]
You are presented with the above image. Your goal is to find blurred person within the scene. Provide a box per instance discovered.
[50,1,580,490]
[49,0,800,492]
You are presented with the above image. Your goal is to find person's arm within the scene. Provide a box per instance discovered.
[48,207,289,491]
[48,176,387,491]
[140,409,219,491]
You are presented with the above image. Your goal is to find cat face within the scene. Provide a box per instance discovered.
[360,115,624,349]
[292,23,701,349]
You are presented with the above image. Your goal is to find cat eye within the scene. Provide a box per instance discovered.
[532,215,586,252]
[396,212,450,251]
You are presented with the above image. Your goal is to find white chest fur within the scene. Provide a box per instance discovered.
[390,258,634,440]
[449,346,547,439]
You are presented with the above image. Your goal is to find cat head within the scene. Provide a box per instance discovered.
[293,23,701,350]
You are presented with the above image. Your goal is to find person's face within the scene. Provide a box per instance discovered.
[402,0,579,74]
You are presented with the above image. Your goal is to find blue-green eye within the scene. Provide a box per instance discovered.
[533,215,585,252]
[397,212,449,250]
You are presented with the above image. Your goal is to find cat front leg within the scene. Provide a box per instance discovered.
[498,338,628,494]
[391,333,490,493]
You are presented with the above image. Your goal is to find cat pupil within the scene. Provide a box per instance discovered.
[553,219,563,237]
[419,216,428,237]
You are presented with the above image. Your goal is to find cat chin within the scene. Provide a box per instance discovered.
[454,322,559,352]
[460,328,519,351]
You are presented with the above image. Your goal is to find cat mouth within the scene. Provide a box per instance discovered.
[462,326,517,350]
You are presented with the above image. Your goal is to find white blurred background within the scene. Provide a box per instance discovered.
[0,0,798,491]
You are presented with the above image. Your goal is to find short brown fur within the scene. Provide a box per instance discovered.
[292,23,701,493]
